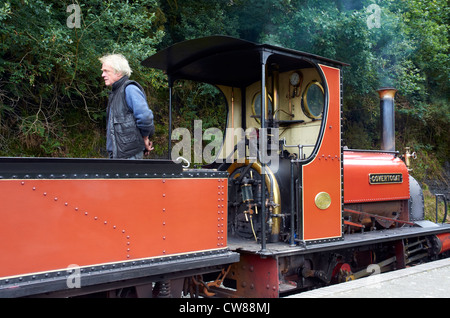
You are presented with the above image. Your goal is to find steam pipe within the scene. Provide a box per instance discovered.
[378,88,397,152]
[290,159,295,246]
[259,51,270,253]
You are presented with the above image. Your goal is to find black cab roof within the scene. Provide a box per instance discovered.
[141,35,348,87]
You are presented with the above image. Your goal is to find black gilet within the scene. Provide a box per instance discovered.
[107,76,145,159]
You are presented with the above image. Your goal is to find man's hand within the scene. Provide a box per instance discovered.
[143,136,154,156]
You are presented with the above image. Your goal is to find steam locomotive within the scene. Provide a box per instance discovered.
[1,36,448,298]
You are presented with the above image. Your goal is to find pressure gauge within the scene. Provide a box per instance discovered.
[289,71,302,87]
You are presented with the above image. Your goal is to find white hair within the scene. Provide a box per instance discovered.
[99,54,132,77]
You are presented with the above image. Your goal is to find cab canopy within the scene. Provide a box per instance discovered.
[141,35,347,87]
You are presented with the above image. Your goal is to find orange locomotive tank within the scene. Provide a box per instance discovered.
[1,178,225,277]
[343,150,412,230]
[343,150,410,203]
[0,157,238,297]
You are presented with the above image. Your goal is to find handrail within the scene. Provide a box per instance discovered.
[343,208,415,226]
[281,138,315,161]
[435,194,448,224]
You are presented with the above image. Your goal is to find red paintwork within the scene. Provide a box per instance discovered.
[343,151,410,204]
[225,253,279,298]
[0,177,227,279]
[436,233,450,254]
[302,65,342,241]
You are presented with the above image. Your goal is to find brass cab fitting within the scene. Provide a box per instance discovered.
[404,147,417,170]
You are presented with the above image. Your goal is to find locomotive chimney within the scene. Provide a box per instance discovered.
[378,88,397,152]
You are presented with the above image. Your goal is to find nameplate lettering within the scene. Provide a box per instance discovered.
[369,173,403,184]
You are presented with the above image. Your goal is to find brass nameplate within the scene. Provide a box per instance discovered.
[369,173,403,184]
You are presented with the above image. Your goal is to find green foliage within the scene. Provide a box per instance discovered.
[0,0,164,157]
[253,0,448,181]
[158,0,239,46]
[1,0,448,183]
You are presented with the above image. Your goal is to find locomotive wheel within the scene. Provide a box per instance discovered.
[331,263,354,283]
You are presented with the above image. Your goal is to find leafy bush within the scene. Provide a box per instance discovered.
[1,0,448,181]
[0,0,164,157]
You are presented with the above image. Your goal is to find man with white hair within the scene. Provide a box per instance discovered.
[100,54,154,159]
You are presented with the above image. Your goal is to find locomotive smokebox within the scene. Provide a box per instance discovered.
[378,88,397,152]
